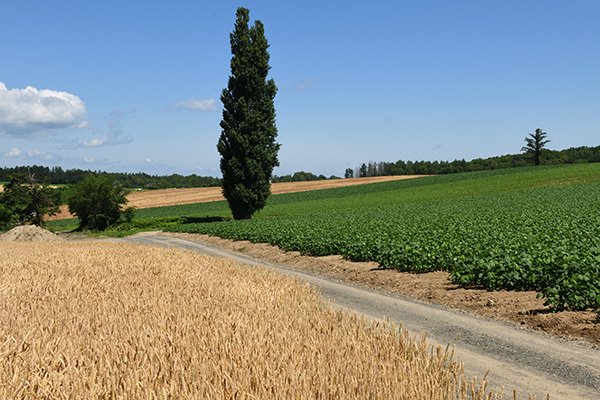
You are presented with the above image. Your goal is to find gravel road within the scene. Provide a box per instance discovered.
[127,234,600,400]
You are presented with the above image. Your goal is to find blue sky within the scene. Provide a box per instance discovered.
[1,1,599,177]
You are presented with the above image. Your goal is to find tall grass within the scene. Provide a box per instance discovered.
[0,242,502,399]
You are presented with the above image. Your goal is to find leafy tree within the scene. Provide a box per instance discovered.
[217,7,280,220]
[0,204,15,231]
[292,171,319,181]
[344,168,354,178]
[67,175,128,231]
[0,176,29,228]
[0,173,59,228]
[367,161,376,177]
[359,163,367,178]
[522,128,550,166]
[272,171,338,183]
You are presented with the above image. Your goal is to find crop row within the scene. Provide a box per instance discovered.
[170,181,600,313]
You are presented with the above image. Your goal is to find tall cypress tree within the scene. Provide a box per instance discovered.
[218,7,280,220]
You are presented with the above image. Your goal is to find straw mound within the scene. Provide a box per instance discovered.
[0,225,64,242]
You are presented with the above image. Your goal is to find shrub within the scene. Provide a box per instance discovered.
[68,175,128,231]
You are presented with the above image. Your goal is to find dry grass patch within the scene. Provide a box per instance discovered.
[0,242,497,399]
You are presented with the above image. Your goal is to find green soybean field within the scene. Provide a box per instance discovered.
[164,164,600,313]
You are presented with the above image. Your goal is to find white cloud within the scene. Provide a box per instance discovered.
[84,137,107,147]
[27,150,55,160]
[100,110,132,144]
[145,158,152,163]
[4,147,22,158]
[0,81,87,136]
[61,110,133,149]
[83,156,94,163]
[171,98,218,112]
[294,79,315,92]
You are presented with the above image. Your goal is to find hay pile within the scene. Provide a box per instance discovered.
[0,225,64,242]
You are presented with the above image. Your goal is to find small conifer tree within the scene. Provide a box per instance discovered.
[522,128,550,166]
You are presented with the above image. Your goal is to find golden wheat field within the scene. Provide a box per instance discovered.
[0,242,498,399]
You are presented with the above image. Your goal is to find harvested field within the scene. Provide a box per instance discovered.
[0,241,497,399]
[47,175,424,220]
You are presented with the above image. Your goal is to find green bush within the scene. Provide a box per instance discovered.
[0,204,17,231]
[68,175,129,231]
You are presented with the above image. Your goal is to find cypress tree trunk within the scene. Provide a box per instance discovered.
[217,7,280,220]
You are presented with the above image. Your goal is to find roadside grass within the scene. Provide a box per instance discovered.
[0,242,500,399]
[46,195,233,235]
[46,214,231,236]
[44,217,79,232]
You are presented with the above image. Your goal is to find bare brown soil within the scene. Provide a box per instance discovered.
[47,175,425,220]
[166,232,600,346]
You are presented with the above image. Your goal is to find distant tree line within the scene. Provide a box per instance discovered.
[272,171,340,183]
[350,145,600,177]
[0,166,341,188]
[0,166,221,189]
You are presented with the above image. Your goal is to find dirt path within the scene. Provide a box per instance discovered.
[47,175,425,220]
[126,233,600,400]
